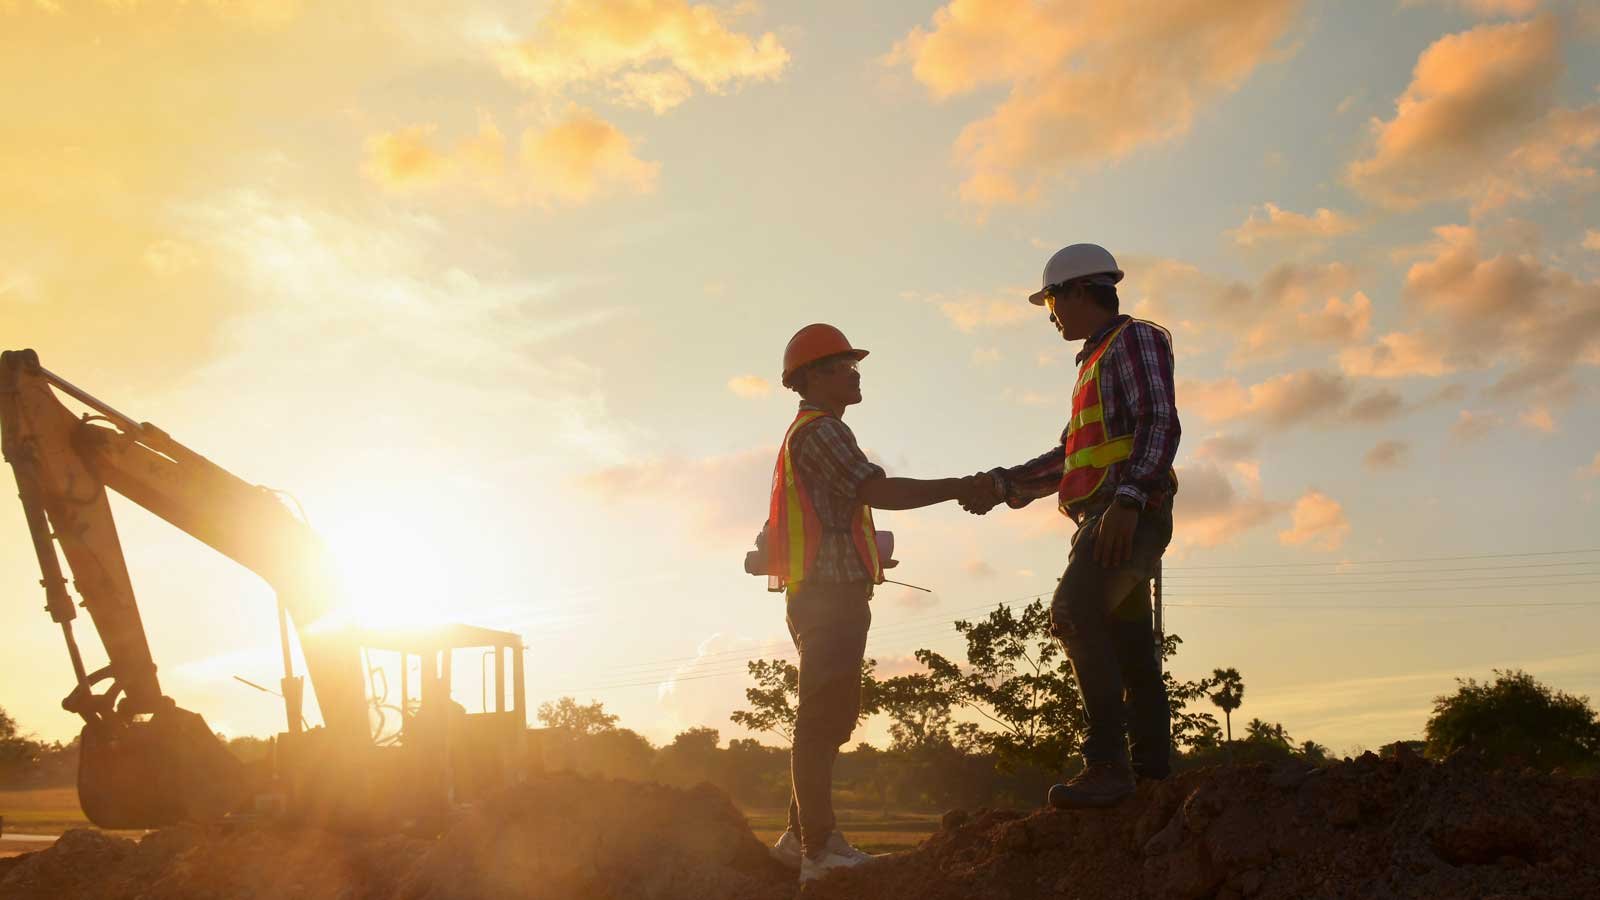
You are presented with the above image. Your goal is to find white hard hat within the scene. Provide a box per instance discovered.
[1028,243,1123,305]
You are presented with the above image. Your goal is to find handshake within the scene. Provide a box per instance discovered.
[956,469,1006,516]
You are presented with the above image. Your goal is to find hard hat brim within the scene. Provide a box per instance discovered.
[1027,269,1125,305]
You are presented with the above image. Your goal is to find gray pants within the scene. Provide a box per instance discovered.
[1051,504,1173,777]
[783,581,871,857]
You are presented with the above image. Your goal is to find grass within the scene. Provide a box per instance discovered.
[743,807,941,854]
[0,787,91,836]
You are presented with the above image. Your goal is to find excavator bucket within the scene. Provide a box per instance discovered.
[77,706,247,829]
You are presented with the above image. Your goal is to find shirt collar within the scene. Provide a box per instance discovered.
[1076,315,1131,365]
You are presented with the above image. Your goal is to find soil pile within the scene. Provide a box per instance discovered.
[0,774,791,900]
[5,753,1599,899]
[809,750,1600,900]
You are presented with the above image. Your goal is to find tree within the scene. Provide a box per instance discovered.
[1208,667,1245,744]
[875,672,956,752]
[536,697,618,735]
[731,657,878,746]
[913,600,1085,774]
[1244,717,1292,749]
[1424,669,1600,770]
[1163,636,1222,751]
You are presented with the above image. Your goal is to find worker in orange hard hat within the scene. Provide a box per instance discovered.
[751,323,992,883]
[963,243,1182,811]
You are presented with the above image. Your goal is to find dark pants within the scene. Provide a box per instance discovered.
[784,581,871,857]
[1051,504,1173,777]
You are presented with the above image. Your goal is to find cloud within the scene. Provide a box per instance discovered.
[971,347,1003,366]
[1338,330,1454,378]
[1346,388,1405,423]
[888,587,941,613]
[727,375,773,398]
[1364,439,1410,471]
[1341,225,1600,395]
[887,0,1302,206]
[492,0,789,114]
[1584,230,1600,251]
[910,288,1037,332]
[1193,433,1259,463]
[1129,258,1371,363]
[1409,0,1542,18]
[1519,406,1557,433]
[1278,489,1349,551]
[1172,461,1283,549]
[964,559,997,579]
[1229,202,1359,248]
[363,110,659,207]
[1585,451,1600,477]
[1347,16,1600,211]
[1181,370,1345,427]
[581,447,773,542]
[1451,409,1503,442]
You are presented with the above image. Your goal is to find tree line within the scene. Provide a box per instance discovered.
[4,600,1598,804]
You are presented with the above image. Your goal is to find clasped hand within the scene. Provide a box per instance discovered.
[957,471,1001,515]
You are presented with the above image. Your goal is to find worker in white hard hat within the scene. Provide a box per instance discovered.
[963,243,1181,810]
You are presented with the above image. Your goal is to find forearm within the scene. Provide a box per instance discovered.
[857,475,965,510]
[999,445,1066,508]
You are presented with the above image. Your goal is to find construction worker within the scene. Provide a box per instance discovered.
[963,243,1180,809]
[756,323,989,882]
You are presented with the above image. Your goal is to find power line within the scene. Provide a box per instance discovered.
[1163,547,1600,570]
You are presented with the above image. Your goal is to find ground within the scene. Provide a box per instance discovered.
[3,752,1599,898]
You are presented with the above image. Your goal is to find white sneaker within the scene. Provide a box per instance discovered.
[797,832,876,883]
[769,828,802,870]
[823,830,877,862]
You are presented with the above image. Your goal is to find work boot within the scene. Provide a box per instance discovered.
[1047,762,1136,810]
[769,828,802,870]
[797,832,874,883]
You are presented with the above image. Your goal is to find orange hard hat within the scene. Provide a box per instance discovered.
[782,324,869,386]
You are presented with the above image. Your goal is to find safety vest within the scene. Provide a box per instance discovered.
[1058,319,1145,512]
[765,409,883,592]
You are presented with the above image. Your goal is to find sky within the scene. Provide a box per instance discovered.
[2,0,1599,757]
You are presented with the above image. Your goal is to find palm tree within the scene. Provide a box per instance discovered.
[1209,667,1245,745]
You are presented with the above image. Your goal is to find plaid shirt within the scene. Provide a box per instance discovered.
[1001,316,1180,522]
[789,402,886,584]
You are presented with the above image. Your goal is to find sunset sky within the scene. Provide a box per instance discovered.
[3,0,1599,756]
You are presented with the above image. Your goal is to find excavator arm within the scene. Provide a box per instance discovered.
[0,348,368,827]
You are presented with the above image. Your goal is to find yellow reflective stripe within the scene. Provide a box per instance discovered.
[1065,435,1134,471]
[781,410,828,586]
[1070,403,1103,432]
[858,507,881,580]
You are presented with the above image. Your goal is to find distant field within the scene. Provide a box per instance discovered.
[0,787,90,836]
[743,807,941,854]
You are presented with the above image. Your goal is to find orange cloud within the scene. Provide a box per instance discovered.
[909,288,1038,332]
[1230,203,1359,247]
[1585,451,1600,478]
[1278,490,1349,551]
[888,0,1302,206]
[1451,409,1503,442]
[1342,225,1600,395]
[1584,230,1600,251]
[1338,330,1455,378]
[363,110,658,207]
[1519,406,1557,433]
[494,0,789,114]
[1347,16,1600,210]
[1172,462,1283,549]
[581,447,772,542]
[1181,370,1352,428]
[727,375,772,398]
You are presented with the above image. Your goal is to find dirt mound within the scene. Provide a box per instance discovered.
[0,774,791,900]
[808,751,1600,900]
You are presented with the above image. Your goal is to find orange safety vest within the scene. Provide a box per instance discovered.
[765,409,884,592]
[1058,319,1144,513]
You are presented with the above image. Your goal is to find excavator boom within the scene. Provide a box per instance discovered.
[0,349,366,826]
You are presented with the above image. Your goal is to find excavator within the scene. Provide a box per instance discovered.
[0,348,527,831]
